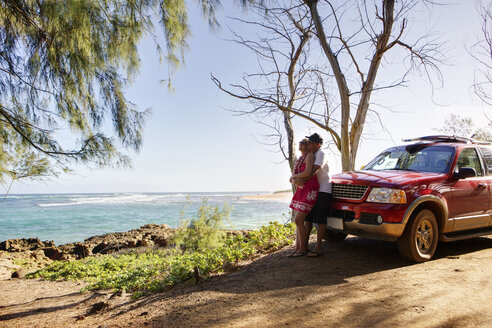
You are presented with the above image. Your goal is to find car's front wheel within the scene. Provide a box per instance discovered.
[397,209,438,262]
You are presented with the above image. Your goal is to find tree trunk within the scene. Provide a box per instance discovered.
[307,0,351,171]
[284,111,297,194]
[349,0,395,171]
[284,112,296,172]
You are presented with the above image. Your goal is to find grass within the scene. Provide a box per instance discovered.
[27,220,295,298]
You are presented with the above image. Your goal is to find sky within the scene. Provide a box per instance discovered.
[7,1,491,194]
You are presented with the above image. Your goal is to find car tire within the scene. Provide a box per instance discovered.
[324,228,347,243]
[397,209,438,262]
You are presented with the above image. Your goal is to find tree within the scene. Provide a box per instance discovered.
[471,0,492,105]
[0,0,248,188]
[437,114,492,141]
[212,1,319,173]
[214,0,444,171]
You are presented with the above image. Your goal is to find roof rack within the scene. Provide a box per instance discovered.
[402,135,491,145]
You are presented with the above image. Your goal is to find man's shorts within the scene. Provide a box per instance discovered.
[305,192,332,224]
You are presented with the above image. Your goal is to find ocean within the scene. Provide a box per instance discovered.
[0,192,291,245]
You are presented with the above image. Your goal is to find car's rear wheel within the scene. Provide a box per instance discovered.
[397,209,438,262]
[324,228,347,243]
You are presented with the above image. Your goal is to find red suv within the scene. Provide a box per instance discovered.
[326,135,492,262]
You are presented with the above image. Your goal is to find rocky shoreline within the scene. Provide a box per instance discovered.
[0,224,174,279]
[1,223,174,261]
[0,224,248,280]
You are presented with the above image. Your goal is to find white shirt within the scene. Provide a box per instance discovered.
[313,149,331,193]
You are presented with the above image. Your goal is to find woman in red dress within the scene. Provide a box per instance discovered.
[288,139,319,257]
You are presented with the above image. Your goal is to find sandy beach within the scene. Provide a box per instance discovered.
[240,191,292,201]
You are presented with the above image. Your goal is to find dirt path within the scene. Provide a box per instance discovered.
[1,236,491,328]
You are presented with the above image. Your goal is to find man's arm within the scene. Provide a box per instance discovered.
[309,165,321,179]
[292,165,320,184]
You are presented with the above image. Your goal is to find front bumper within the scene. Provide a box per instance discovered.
[334,220,405,241]
[328,200,407,241]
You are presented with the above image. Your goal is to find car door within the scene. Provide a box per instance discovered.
[448,147,490,231]
[479,146,492,227]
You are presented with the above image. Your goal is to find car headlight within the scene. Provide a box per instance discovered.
[367,187,407,204]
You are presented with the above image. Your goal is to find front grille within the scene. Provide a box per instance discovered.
[332,183,369,200]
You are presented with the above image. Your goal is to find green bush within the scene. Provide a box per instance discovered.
[170,200,230,252]
[27,201,295,298]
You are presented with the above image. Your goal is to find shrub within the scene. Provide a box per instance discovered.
[27,200,295,298]
[170,200,230,252]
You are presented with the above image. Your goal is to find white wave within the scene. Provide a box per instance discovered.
[37,193,169,207]
[37,202,72,207]
[35,192,274,207]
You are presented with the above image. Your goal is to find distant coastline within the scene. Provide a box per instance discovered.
[240,191,292,200]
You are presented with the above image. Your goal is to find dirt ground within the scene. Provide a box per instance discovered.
[1,235,491,328]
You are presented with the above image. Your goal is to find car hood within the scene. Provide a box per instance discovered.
[332,170,446,188]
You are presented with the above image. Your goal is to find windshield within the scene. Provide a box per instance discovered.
[364,145,455,173]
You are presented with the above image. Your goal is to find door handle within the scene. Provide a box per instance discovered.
[478,183,487,190]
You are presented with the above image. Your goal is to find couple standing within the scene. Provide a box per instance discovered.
[289,133,331,257]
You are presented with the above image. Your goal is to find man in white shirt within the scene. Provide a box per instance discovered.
[304,133,331,257]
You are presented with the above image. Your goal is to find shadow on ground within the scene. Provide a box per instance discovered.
[1,236,491,327]
[0,292,102,321]
[143,235,492,298]
[131,235,492,327]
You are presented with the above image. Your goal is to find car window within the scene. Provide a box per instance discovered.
[455,148,483,176]
[479,147,492,175]
[365,145,454,173]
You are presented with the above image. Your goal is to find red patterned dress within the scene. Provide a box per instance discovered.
[289,154,319,213]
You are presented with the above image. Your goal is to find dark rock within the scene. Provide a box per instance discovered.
[43,246,64,261]
[30,250,45,259]
[11,269,27,278]
[0,238,45,252]
[138,239,154,247]
[72,243,91,259]
[140,223,161,230]
[126,239,138,248]
[43,240,56,247]
[153,236,168,247]
[27,238,44,250]
[88,301,109,314]
[92,242,109,254]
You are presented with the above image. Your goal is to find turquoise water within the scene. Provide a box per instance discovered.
[0,192,291,245]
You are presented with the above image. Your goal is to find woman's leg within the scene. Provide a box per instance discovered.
[295,224,301,251]
[294,210,308,253]
[288,211,301,255]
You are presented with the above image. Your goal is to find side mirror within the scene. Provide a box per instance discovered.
[454,167,476,179]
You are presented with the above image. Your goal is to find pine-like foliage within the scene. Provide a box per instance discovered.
[0,0,226,184]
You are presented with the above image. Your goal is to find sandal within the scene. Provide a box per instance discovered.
[291,250,308,257]
[286,250,297,257]
[307,251,323,257]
